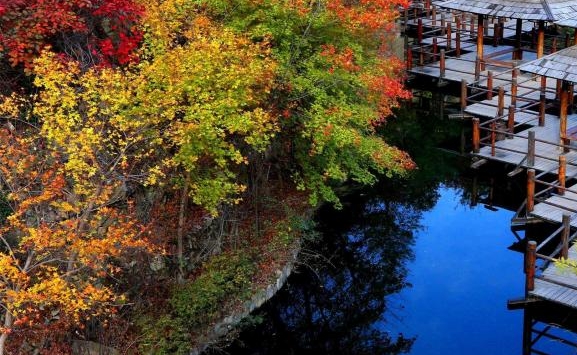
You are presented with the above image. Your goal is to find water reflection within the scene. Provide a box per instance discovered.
[216,95,533,354]
[222,179,425,354]
[220,99,476,354]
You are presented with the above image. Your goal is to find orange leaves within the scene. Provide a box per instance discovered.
[320,45,361,73]
[326,0,409,33]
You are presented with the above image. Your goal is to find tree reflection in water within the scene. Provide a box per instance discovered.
[222,184,424,354]
[219,98,471,355]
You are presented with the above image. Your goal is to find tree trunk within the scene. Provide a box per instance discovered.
[177,175,189,282]
[0,311,14,355]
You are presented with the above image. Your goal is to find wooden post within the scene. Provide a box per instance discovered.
[441,12,446,35]
[406,46,413,70]
[477,14,484,64]
[487,70,493,99]
[511,69,519,108]
[569,84,575,115]
[446,24,452,50]
[515,18,523,60]
[490,121,496,156]
[562,213,570,260]
[539,75,546,126]
[527,130,535,168]
[552,37,558,53]
[440,49,445,78]
[525,240,536,294]
[537,20,545,58]
[498,86,505,117]
[456,26,461,57]
[475,57,481,82]
[425,0,430,16]
[432,6,437,27]
[417,18,423,44]
[433,37,438,58]
[460,79,467,110]
[508,105,515,136]
[559,155,567,195]
[561,81,569,151]
[472,117,480,153]
[493,23,498,47]
[566,33,571,49]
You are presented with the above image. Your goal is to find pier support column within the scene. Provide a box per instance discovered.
[559,155,567,195]
[476,14,485,73]
[472,117,480,153]
[560,81,569,151]
[515,18,523,60]
[537,20,545,58]
[539,76,546,126]
[562,213,570,259]
[525,240,536,294]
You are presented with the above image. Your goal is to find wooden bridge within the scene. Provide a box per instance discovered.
[401,0,577,312]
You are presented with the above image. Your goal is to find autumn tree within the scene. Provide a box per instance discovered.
[181,0,415,206]
[0,0,143,74]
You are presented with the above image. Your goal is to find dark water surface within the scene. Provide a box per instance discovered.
[216,96,577,354]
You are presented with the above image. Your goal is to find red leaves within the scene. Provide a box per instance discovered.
[0,0,143,69]
[321,45,360,73]
[326,0,409,33]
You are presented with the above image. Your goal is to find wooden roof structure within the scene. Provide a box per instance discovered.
[435,0,577,21]
[519,46,577,82]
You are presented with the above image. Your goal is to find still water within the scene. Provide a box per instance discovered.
[218,96,577,354]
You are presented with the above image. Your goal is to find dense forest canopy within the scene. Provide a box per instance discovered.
[0,0,413,352]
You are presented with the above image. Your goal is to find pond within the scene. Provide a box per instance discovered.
[215,93,577,354]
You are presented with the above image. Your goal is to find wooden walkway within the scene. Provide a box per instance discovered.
[475,114,577,173]
[530,245,577,307]
[532,183,577,226]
